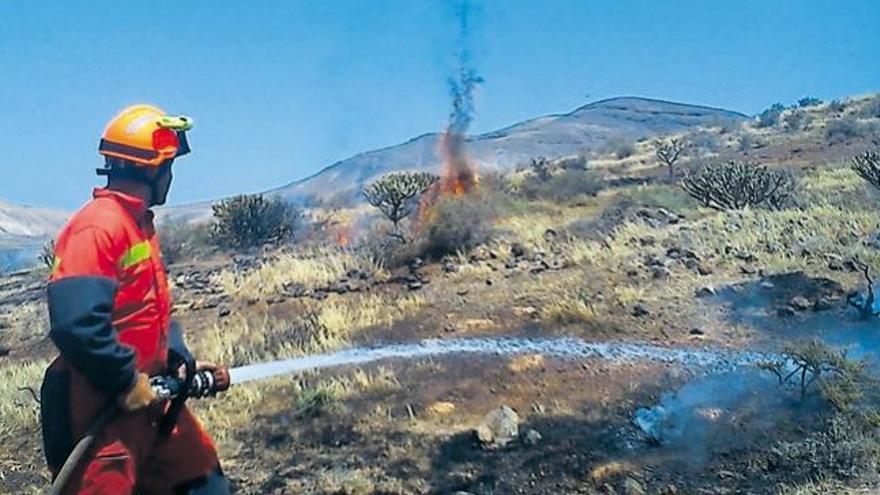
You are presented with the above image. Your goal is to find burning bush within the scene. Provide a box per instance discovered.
[363,171,439,242]
[210,194,300,249]
[412,192,498,260]
[681,160,796,210]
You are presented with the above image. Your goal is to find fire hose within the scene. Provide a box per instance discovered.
[47,368,230,495]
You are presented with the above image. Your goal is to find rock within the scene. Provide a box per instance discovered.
[651,266,671,279]
[443,262,458,273]
[505,259,519,270]
[683,258,699,270]
[689,328,705,336]
[0,347,10,358]
[543,229,558,242]
[828,259,844,271]
[524,428,542,446]
[623,477,646,495]
[485,279,494,286]
[311,291,328,301]
[409,257,424,271]
[218,306,231,318]
[510,243,527,258]
[632,303,650,317]
[456,288,469,296]
[777,306,796,317]
[475,405,519,449]
[759,280,775,289]
[814,297,834,311]
[790,296,812,311]
[697,264,714,276]
[695,286,716,298]
[407,281,423,291]
[639,236,656,247]
[740,264,758,275]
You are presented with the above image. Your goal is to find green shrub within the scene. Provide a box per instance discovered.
[857,95,880,119]
[210,194,300,249]
[798,96,823,108]
[825,117,877,145]
[518,170,605,202]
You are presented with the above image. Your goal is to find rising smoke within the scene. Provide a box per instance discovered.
[438,0,484,195]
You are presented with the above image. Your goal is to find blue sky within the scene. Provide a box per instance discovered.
[1,1,878,209]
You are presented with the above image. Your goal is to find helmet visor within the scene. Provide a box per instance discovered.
[152,128,179,154]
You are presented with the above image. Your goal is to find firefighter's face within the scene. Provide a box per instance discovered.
[151,161,174,206]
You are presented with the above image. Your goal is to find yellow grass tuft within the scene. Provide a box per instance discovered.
[216,246,386,298]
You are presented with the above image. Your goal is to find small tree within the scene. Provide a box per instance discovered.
[363,171,438,241]
[851,150,880,189]
[756,102,786,128]
[759,340,865,407]
[39,239,55,270]
[654,138,686,177]
[210,194,299,249]
[681,160,795,211]
[529,157,553,181]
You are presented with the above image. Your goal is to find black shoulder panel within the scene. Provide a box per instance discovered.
[47,276,136,396]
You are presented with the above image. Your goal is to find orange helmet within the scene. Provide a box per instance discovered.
[98,104,193,167]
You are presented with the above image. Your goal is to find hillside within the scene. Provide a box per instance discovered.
[160,96,747,221]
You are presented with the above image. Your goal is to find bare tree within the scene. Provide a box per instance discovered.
[654,138,686,177]
[363,171,439,241]
[681,160,795,211]
[851,150,880,190]
[846,257,880,319]
[529,157,553,181]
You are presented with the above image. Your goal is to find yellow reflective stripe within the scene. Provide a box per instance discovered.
[51,256,61,275]
[119,241,151,269]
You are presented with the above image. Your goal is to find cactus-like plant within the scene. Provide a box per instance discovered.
[210,194,299,249]
[681,160,795,211]
[851,150,880,190]
[363,171,439,241]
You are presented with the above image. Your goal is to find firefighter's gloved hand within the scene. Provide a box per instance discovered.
[197,361,231,394]
[118,373,157,411]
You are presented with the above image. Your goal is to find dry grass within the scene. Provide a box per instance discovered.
[194,366,398,444]
[215,246,386,298]
[541,289,603,324]
[194,293,425,367]
[0,359,49,439]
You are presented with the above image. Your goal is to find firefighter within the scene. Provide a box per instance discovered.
[41,105,230,494]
